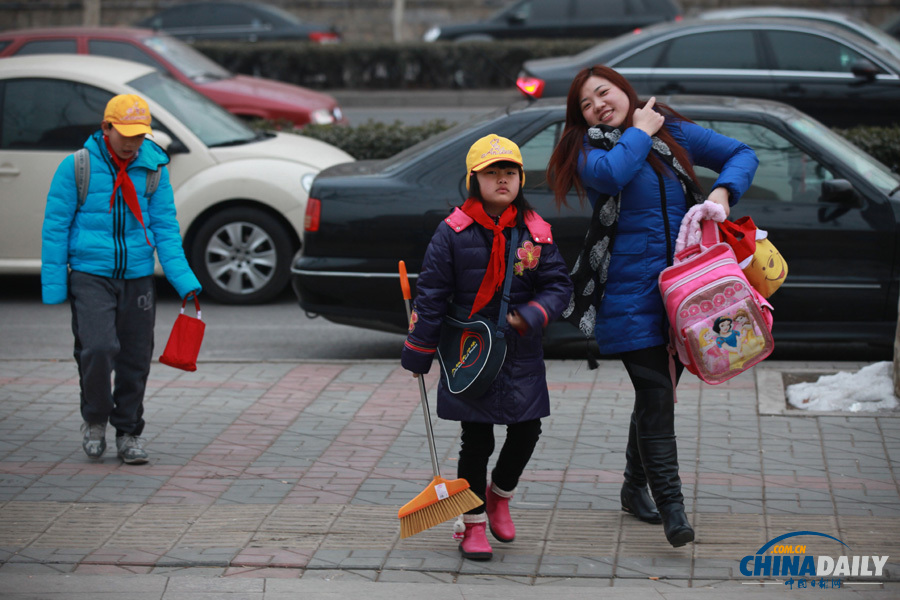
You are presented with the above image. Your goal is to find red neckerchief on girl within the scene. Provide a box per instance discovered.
[460,197,517,318]
[104,136,151,246]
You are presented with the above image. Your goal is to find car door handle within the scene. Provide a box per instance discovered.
[657,83,685,94]
[0,164,20,176]
[780,84,805,97]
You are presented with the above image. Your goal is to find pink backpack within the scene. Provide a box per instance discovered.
[659,218,774,384]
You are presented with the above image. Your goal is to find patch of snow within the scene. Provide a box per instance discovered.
[785,361,899,413]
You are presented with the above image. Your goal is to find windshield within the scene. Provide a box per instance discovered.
[789,116,899,195]
[128,71,257,148]
[142,35,230,82]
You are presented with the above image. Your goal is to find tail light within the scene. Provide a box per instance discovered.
[305,197,321,232]
[309,31,340,43]
[516,76,545,99]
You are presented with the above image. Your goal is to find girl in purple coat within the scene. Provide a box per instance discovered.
[401,134,572,560]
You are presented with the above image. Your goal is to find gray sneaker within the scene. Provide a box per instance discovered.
[81,422,107,459]
[116,435,149,464]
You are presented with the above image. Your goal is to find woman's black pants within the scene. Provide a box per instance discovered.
[458,419,542,515]
[621,344,685,511]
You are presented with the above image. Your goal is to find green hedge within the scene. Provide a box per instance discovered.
[195,40,596,89]
[286,119,900,174]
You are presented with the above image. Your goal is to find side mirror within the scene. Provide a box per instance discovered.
[149,131,188,155]
[820,179,862,207]
[851,59,879,82]
[508,10,528,24]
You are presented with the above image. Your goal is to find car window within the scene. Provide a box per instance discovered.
[574,0,625,18]
[13,39,78,55]
[520,122,562,190]
[128,71,255,148]
[766,31,879,73]
[693,120,835,204]
[88,40,163,70]
[1,78,108,150]
[205,5,257,27]
[616,41,667,68]
[0,41,11,53]
[661,31,760,69]
[142,36,230,81]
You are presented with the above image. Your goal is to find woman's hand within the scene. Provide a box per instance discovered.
[633,97,665,137]
[708,186,731,218]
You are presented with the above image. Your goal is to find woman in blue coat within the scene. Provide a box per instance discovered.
[402,134,572,560]
[547,66,758,547]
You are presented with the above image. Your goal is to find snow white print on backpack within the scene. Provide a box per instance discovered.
[658,201,774,385]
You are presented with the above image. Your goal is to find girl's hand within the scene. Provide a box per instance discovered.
[507,310,528,335]
[633,97,665,137]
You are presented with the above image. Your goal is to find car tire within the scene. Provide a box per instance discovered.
[189,206,293,305]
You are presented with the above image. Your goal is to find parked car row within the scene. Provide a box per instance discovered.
[292,96,900,346]
[0,55,353,304]
[517,17,900,128]
[0,27,344,128]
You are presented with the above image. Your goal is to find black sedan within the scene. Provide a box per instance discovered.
[292,96,900,346]
[136,1,340,43]
[423,0,681,42]
[516,17,900,128]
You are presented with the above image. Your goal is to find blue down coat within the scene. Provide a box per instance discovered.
[41,130,200,304]
[578,119,758,355]
[401,208,573,424]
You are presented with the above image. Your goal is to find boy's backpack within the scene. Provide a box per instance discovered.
[658,219,774,385]
[73,148,161,207]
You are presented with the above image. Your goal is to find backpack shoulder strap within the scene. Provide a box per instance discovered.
[73,148,90,207]
[145,167,161,197]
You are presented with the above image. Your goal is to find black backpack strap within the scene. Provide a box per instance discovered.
[496,227,520,331]
[74,148,90,207]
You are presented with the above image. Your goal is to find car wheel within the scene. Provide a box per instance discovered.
[190,207,293,305]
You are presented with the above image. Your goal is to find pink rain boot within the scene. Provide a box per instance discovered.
[458,514,492,560]
[486,482,516,543]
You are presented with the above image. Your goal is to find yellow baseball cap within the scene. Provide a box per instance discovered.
[465,134,524,190]
[103,94,153,136]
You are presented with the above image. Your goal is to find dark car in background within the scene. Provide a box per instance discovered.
[292,96,900,346]
[136,1,340,43]
[516,18,900,128]
[0,27,344,127]
[698,7,900,61]
[423,0,681,42]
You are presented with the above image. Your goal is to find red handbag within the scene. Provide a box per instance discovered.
[159,293,205,372]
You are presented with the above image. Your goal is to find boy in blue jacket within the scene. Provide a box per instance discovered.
[41,94,201,464]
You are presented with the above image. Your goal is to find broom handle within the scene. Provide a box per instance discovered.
[399,261,442,479]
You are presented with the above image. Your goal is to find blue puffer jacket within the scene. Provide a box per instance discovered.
[41,131,201,304]
[401,208,573,424]
[578,119,758,355]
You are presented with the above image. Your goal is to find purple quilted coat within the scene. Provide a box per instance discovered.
[401,208,573,424]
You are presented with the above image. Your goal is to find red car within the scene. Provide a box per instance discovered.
[0,27,345,127]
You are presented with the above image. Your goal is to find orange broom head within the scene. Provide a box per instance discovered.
[398,476,474,518]
[398,476,483,538]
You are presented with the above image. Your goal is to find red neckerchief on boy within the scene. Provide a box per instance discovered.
[104,136,152,247]
[460,197,517,318]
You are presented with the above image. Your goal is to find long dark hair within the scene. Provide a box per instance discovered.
[468,161,534,226]
[546,65,701,209]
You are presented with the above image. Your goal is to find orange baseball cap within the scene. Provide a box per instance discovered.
[465,134,524,190]
[103,94,153,136]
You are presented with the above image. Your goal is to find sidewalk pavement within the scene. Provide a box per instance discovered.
[1,357,898,599]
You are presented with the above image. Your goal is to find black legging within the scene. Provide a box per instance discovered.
[458,419,542,515]
[620,344,686,509]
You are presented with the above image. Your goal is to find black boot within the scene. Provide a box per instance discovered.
[634,389,694,548]
[621,413,661,524]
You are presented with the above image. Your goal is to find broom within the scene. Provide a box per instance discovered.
[397,260,483,538]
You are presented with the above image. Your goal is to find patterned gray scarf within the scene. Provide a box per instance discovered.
[562,124,705,338]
